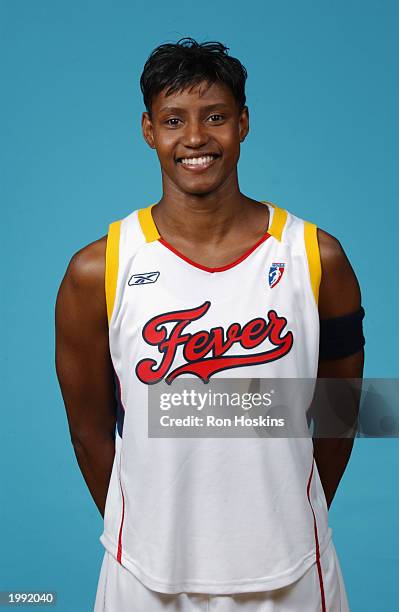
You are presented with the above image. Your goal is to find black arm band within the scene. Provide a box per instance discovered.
[319,306,365,361]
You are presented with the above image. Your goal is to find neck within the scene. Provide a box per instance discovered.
[154,171,250,244]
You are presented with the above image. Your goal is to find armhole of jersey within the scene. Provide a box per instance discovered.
[105,220,122,324]
[266,203,288,241]
[304,221,321,306]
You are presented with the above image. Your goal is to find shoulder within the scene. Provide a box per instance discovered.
[316,227,362,318]
[65,235,107,292]
[55,235,109,339]
[56,236,108,325]
[317,227,344,263]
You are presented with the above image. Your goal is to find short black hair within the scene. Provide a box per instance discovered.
[140,37,247,116]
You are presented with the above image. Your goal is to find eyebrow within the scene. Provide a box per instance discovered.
[158,103,231,114]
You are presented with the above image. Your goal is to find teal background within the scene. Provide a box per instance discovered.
[1,0,398,610]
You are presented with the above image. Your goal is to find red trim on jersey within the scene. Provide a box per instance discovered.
[307,458,327,612]
[158,233,271,273]
[117,480,125,564]
[110,369,127,563]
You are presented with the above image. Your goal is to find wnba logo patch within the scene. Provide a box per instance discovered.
[268,263,285,288]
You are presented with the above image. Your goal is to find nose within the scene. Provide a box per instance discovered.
[182,119,209,149]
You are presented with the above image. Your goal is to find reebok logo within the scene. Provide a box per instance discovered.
[128,271,160,286]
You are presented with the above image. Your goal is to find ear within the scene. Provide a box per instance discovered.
[142,112,156,149]
[239,106,249,143]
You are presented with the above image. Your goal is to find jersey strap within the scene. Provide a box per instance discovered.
[265,202,288,241]
[138,204,160,242]
[304,221,322,305]
[105,220,122,323]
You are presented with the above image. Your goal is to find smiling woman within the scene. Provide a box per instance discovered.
[55,36,361,612]
[142,80,248,195]
[139,39,249,197]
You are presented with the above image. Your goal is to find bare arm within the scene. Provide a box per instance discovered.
[312,228,364,509]
[55,236,117,517]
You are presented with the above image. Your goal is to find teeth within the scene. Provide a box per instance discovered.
[180,155,216,166]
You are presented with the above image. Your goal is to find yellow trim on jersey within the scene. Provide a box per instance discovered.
[139,201,288,243]
[262,202,288,241]
[304,221,322,305]
[105,220,121,324]
[138,204,161,242]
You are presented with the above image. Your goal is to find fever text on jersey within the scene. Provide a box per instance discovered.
[135,302,294,384]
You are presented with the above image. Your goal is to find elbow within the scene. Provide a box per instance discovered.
[69,427,115,453]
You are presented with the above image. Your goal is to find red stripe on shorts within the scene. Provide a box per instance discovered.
[307,458,326,612]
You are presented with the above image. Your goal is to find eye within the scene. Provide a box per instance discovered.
[165,118,181,127]
[208,114,224,122]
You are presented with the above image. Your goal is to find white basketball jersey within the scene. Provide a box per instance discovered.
[100,201,332,595]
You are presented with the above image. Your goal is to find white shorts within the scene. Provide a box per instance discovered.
[94,538,349,611]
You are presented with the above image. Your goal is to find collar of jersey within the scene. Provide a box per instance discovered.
[137,201,287,273]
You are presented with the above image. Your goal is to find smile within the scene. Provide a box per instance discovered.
[176,154,220,171]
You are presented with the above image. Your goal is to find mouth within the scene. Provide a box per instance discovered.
[175,153,220,172]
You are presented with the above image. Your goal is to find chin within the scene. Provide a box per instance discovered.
[183,186,215,196]
[185,188,219,197]
[178,178,225,196]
